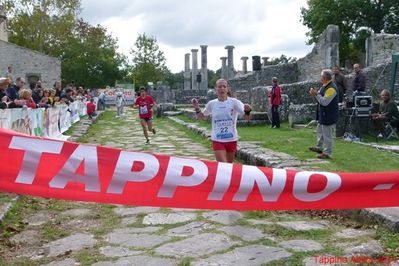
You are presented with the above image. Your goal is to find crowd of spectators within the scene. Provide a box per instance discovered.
[0,76,98,110]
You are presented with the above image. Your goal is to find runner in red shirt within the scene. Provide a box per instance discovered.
[134,87,157,144]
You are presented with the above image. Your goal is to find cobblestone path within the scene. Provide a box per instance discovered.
[0,108,396,266]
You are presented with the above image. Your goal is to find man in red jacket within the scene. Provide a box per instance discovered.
[269,77,281,128]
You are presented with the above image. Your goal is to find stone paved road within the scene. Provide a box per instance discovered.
[0,108,396,266]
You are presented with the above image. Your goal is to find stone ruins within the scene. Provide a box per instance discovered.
[151,24,399,130]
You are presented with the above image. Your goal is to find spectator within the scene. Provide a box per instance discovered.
[332,65,347,103]
[5,66,13,84]
[115,89,126,118]
[97,90,106,110]
[9,89,37,109]
[60,88,74,104]
[32,88,43,104]
[48,88,56,106]
[53,81,62,98]
[309,69,339,159]
[0,77,11,109]
[7,77,25,101]
[352,63,366,92]
[35,80,42,89]
[86,98,96,120]
[37,89,52,108]
[269,77,281,128]
[371,89,399,137]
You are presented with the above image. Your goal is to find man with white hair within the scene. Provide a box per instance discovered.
[309,69,339,159]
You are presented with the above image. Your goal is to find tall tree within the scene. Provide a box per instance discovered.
[208,69,220,88]
[164,70,183,90]
[129,33,167,88]
[300,0,399,65]
[61,20,126,88]
[4,1,125,88]
[3,0,79,55]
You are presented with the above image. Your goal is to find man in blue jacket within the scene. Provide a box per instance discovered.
[309,69,339,159]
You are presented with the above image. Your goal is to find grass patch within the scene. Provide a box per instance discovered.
[75,249,109,266]
[0,193,17,206]
[266,225,331,241]
[243,211,273,219]
[376,226,399,256]
[91,204,120,236]
[0,197,30,238]
[166,117,212,149]
[42,225,69,241]
[178,258,191,266]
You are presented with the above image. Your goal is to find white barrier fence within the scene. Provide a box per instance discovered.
[0,101,87,140]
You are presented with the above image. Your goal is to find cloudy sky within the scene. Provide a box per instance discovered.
[80,0,313,73]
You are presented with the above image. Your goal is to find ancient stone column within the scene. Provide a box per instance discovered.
[325,24,340,69]
[184,53,191,90]
[220,57,228,80]
[262,57,269,66]
[225,45,235,79]
[241,56,249,74]
[200,45,208,90]
[0,5,9,42]
[191,49,198,90]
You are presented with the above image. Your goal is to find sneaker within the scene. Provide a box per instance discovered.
[317,153,330,159]
[145,139,150,145]
[309,146,323,154]
[152,128,156,134]
[377,133,384,138]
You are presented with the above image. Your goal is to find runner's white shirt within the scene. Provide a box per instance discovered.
[203,97,245,142]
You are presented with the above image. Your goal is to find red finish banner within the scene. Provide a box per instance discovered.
[0,128,398,210]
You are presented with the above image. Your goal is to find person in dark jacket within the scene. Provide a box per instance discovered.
[371,89,399,136]
[7,77,25,101]
[352,63,366,92]
[269,77,281,128]
[332,65,347,103]
[309,69,339,159]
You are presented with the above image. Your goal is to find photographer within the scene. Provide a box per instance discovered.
[308,69,339,159]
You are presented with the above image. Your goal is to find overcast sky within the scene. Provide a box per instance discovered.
[80,0,313,73]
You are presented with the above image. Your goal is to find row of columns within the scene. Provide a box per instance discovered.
[184,45,208,90]
[183,45,269,90]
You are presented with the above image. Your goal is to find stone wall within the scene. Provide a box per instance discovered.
[174,89,208,104]
[148,86,174,104]
[0,40,61,88]
[369,34,399,66]
[149,85,210,105]
[228,63,298,91]
[297,25,340,81]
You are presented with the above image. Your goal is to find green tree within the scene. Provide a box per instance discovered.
[129,33,167,88]
[265,55,297,65]
[3,0,79,55]
[300,0,399,65]
[61,20,126,88]
[208,69,221,87]
[4,1,125,88]
[164,70,183,90]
